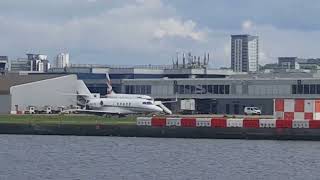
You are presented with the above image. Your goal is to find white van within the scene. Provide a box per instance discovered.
[244,107,261,115]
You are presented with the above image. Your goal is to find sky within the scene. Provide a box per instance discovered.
[0,0,320,67]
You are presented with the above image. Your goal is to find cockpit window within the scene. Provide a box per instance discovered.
[138,97,153,100]
[143,102,153,105]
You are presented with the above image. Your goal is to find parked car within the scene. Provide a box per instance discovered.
[244,107,261,115]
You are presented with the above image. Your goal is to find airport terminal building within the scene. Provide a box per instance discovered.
[48,63,320,115]
[121,72,320,115]
[3,61,320,116]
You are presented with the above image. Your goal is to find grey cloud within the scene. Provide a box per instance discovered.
[0,0,320,67]
[0,0,126,22]
[0,0,209,65]
[168,0,320,31]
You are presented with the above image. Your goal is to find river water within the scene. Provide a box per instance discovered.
[0,135,319,180]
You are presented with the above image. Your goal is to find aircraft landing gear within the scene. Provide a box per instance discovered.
[102,114,112,118]
[117,114,126,118]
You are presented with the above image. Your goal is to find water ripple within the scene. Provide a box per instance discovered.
[0,135,319,180]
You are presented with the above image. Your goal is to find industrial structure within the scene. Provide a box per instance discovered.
[10,54,51,72]
[54,53,70,68]
[0,56,8,74]
[262,57,320,71]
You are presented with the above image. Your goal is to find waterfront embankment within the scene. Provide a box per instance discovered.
[1,115,320,140]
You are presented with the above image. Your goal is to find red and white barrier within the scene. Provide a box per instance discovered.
[137,117,320,129]
[259,119,276,128]
[166,117,181,127]
[136,117,152,126]
[292,120,309,128]
[196,118,211,127]
[227,118,243,128]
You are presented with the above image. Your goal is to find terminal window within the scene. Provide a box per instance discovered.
[125,85,152,94]
[177,84,230,95]
[292,84,320,94]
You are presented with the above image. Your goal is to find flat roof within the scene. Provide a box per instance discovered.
[0,73,68,94]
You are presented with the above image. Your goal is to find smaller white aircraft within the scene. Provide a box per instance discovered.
[75,80,163,116]
[104,73,173,114]
[104,73,153,100]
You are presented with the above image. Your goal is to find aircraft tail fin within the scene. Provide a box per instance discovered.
[76,80,93,99]
[106,73,115,95]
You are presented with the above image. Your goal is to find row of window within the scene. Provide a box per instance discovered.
[142,102,152,105]
[177,85,230,95]
[123,84,320,95]
[116,102,151,106]
[292,84,320,94]
[116,102,132,106]
[125,85,152,94]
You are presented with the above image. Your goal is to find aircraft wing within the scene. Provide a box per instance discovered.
[160,100,177,104]
[155,94,178,104]
[59,92,92,97]
[76,109,118,114]
[155,100,177,104]
[76,107,136,115]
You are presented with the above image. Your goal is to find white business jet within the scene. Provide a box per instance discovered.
[104,73,173,114]
[75,80,163,116]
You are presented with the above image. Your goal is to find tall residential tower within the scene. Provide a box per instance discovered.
[55,53,70,68]
[231,35,259,72]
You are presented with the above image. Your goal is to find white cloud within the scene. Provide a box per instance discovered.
[1,0,319,67]
[153,18,207,41]
[259,51,272,65]
[0,0,209,64]
[243,23,320,64]
[242,20,254,31]
[135,0,163,8]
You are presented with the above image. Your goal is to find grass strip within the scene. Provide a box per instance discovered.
[0,115,137,125]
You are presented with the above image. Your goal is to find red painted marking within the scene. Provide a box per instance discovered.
[309,121,320,128]
[284,112,294,120]
[211,118,227,128]
[294,99,305,112]
[181,118,196,127]
[304,113,314,120]
[151,117,166,127]
[275,99,284,112]
[276,120,292,128]
[315,100,320,112]
[243,118,259,128]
